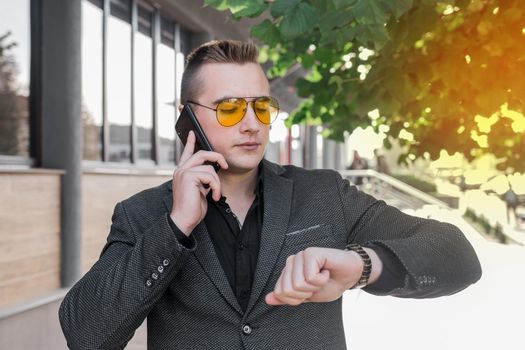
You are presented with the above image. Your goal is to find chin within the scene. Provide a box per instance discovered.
[225,155,262,173]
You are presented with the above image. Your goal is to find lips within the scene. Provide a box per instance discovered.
[236,142,260,150]
[237,142,260,147]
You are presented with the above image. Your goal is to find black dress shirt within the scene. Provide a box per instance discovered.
[202,176,263,312]
[168,165,406,312]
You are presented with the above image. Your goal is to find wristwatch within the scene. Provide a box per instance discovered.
[344,243,372,289]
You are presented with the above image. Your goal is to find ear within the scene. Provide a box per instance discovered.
[178,104,184,113]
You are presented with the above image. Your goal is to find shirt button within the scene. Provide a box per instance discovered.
[225,208,232,213]
[146,279,152,287]
[151,272,159,280]
[238,243,245,250]
[163,259,170,266]
[242,324,252,335]
[158,265,164,273]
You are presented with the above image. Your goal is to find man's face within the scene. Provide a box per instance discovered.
[190,62,271,173]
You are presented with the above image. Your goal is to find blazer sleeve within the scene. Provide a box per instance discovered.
[335,173,482,298]
[58,201,197,350]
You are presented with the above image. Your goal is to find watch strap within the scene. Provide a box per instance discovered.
[345,243,372,289]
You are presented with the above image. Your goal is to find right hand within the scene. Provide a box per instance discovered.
[170,131,228,236]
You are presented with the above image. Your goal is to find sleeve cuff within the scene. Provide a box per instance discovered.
[363,244,407,293]
[167,214,196,250]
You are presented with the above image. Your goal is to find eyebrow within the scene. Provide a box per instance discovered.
[211,95,270,105]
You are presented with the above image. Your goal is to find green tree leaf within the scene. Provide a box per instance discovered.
[318,8,355,32]
[231,2,267,18]
[379,0,413,19]
[250,19,282,46]
[271,0,301,17]
[351,0,389,23]
[331,0,356,10]
[280,2,318,38]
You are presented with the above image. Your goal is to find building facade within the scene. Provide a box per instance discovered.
[0,0,344,348]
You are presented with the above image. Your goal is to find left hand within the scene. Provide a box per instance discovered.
[265,247,365,306]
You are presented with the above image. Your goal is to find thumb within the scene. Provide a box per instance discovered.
[265,292,285,306]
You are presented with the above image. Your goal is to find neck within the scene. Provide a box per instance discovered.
[219,166,259,199]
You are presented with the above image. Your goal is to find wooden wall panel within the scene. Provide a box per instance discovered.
[0,172,61,309]
[81,173,170,274]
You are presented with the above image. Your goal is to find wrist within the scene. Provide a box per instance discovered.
[169,212,193,236]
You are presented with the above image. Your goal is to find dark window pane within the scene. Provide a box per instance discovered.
[0,0,30,157]
[135,22,153,161]
[82,0,103,161]
[107,12,132,162]
[160,16,174,48]
[110,0,131,23]
[157,42,175,164]
[179,27,193,56]
[137,5,152,37]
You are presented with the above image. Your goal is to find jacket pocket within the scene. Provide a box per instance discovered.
[284,224,333,246]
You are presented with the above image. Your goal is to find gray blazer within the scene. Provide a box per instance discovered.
[59,160,481,349]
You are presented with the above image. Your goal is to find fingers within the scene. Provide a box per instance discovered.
[182,150,228,171]
[266,252,320,306]
[303,248,331,287]
[179,131,229,171]
[186,165,222,201]
[179,130,196,164]
[292,252,320,294]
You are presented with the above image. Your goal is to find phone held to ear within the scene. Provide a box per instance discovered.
[175,104,221,172]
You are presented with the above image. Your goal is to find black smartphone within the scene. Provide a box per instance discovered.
[175,104,221,172]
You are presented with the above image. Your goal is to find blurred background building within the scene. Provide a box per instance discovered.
[0,0,348,348]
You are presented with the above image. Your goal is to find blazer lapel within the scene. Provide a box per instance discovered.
[245,161,293,315]
[162,184,243,315]
[191,223,243,315]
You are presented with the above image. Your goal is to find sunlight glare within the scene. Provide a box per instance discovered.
[500,103,525,132]
[474,113,498,133]
[346,126,386,159]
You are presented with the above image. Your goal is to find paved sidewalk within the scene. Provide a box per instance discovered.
[343,206,525,350]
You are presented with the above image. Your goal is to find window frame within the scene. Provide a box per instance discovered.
[82,0,189,169]
[0,0,40,167]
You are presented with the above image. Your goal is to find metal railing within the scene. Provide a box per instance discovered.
[338,169,449,210]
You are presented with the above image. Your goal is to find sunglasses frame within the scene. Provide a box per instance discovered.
[187,96,280,127]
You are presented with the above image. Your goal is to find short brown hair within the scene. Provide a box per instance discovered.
[180,40,259,103]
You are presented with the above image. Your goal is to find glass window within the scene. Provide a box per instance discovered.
[80,0,192,166]
[179,27,192,56]
[157,16,176,164]
[82,0,104,161]
[107,0,132,162]
[0,0,30,157]
[134,6,154,161]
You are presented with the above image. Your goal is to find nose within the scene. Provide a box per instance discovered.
[239,102,261,133]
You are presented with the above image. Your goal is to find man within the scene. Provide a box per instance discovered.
[59,40,482,349]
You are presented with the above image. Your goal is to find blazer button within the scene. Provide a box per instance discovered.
[242,324,252,335]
